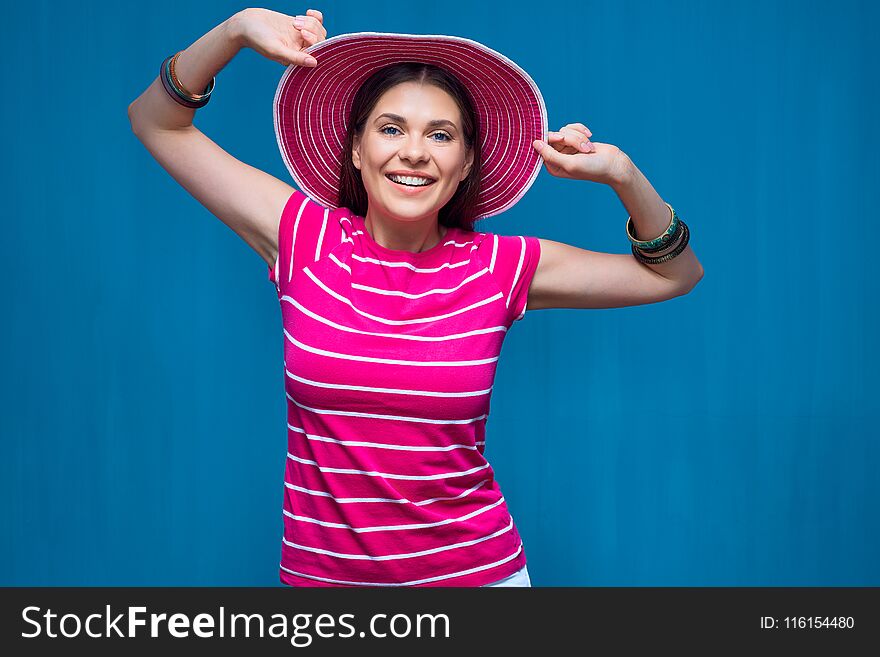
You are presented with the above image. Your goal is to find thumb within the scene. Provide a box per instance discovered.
[289,50,318,67]
[532,139,559,164]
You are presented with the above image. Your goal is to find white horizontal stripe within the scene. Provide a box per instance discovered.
[284,328,498,367]
[285,330,499,367]
[281,294,508,341]
[285,481,408,504]
[303,266,504,325]
[287,393,488,425]
[280,541,524,587]
[284,476,489,506]
[348,269,490,300]
[283,496,505,532]
[329,251,350,274]
[283,517,514,561]
[350,251,473,272]
[287,451,491,481]
[285,369,492,399]
[287,423,482,452]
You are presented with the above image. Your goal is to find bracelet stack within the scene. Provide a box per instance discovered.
[160,51,215,109]
[626,202,690,265]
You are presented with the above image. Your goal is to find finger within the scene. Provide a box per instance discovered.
[304,9,327,39]
[567,122,592,138]
[553,127,594,153]
[532,139,568,172]
[293,15,324,34]
[547,131,578,155]
[560,123,590,153]
[564,126,595,152]
[287,48,318,67]
[301,28,319,44]
[304,16,327,39]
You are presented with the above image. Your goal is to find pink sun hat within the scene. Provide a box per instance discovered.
[273,31,548,221]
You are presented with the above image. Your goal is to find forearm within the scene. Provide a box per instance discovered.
[128,12,244,132]
[610,154,704,287]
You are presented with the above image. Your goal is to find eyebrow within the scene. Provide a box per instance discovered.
[374,113,458,130]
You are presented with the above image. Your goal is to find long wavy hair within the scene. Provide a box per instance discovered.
[336,62,482,232]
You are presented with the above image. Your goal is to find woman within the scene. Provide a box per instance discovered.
[128,7,704,588]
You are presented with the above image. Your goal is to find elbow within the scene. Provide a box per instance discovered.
[127,100,153,138]
[682,266,704,294]
[668,266,703,298]
[127,101,140,136]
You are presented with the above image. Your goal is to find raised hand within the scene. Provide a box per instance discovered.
[233,7,327,67]
[532,123,626,185]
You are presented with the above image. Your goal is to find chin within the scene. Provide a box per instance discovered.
[378,198,445,221]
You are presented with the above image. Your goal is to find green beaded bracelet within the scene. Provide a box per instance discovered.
[626,202,679,250]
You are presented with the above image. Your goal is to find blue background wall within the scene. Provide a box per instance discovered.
[2,0,877,585]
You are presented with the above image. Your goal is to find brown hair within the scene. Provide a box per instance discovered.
[336,62,482,232]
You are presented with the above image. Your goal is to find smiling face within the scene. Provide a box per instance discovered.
[351,81,474,226]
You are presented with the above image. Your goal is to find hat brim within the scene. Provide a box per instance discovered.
[273,32,548,221]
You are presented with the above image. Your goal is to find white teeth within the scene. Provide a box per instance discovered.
[388,174,433,187]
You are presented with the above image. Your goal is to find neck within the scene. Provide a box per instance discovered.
[363,209,447,253]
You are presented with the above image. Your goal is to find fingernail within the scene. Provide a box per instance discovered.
[294,16,304,25]
[305,56,317,66]
[579,141,590,152]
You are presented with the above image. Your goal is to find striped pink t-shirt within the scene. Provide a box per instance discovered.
[267,189,541,587]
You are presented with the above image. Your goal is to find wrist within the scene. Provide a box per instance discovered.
[608,151,634,189]
[224,10,247,49]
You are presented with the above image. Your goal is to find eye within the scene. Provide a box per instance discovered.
[380,125,401,136]
[431,132,452,142]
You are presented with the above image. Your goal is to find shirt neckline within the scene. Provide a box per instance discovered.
[354,214,454,260]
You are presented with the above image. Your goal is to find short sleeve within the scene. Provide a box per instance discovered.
[483,233,542,325]
[268,189,338,294]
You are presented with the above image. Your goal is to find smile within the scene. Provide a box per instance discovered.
[385,173,436,188]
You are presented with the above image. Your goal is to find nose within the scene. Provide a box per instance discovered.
[398,134,430,164]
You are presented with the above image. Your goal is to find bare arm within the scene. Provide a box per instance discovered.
[127,8,326,268]
[608,153,704,286]
[527,124,704,311]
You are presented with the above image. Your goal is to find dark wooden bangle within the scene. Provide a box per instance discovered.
[632,220,690,265]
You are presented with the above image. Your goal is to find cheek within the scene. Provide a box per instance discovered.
[440,149,467,173]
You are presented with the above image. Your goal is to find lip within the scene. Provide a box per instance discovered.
[385,173,436,195]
